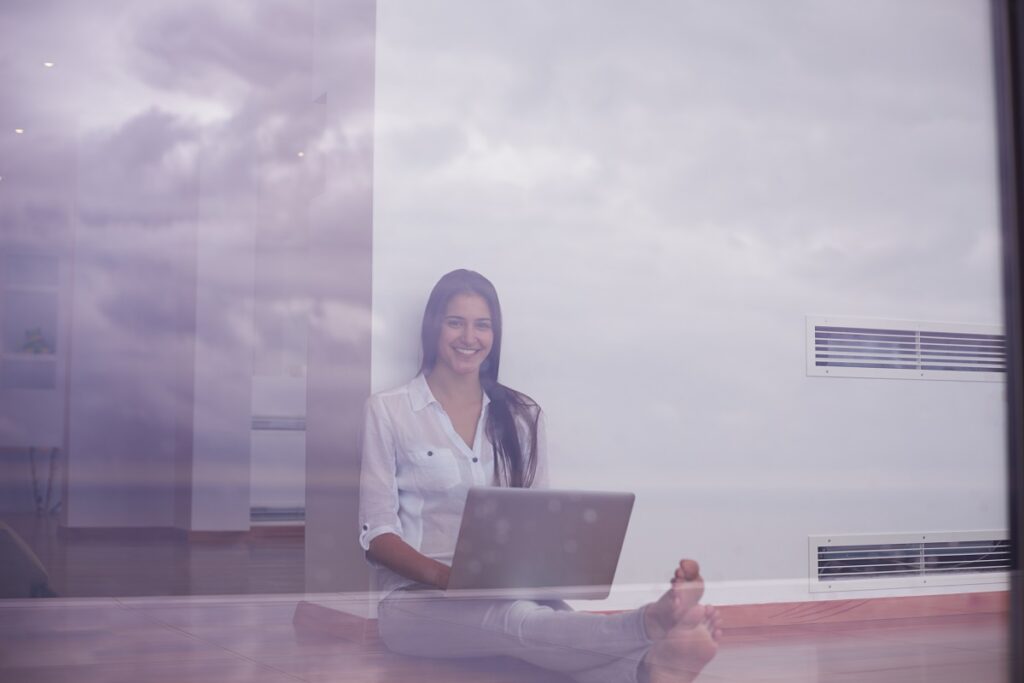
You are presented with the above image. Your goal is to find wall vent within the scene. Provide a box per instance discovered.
[251,415,306,431]
[809,531,1010,593]
[806,316,1005,381]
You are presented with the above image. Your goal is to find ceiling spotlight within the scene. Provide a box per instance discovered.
[14,128,24,134]
[43,61,55,68]
[297,151,305,158]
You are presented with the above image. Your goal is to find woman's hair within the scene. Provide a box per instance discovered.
[419,269,539,487]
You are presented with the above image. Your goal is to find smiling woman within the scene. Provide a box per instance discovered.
[357,268,722,683]
[417,269,538,486]
[359,269,545,597]
[433,293,494,379]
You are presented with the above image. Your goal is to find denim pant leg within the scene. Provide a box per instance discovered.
[378,589,652,683]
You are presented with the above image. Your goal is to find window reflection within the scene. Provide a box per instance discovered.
[0,1,1012,682]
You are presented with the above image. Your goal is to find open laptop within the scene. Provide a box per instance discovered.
[446,487,635,600]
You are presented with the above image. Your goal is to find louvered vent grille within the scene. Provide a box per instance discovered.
[818,540,1010,580]
[809,531,1009,592]
[806,317,1005,381]
[251,416,306,431]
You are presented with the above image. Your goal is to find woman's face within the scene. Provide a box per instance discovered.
[433,292,494,377]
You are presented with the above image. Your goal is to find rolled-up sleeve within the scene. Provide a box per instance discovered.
[358,396,403,550]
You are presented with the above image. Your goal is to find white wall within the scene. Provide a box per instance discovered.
[188,151,257,533]
[251,376,307,512]
[370,0,1006,607]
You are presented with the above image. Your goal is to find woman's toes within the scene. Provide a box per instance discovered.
[680,605,706,627]
[680,559,701,580]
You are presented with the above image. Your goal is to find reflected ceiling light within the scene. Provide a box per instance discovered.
[14,128,24,134]
[297,151,305,158]
[43,61,55,68]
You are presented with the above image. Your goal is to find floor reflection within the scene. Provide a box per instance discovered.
[0,595,1008,683]
[3,514,304,597]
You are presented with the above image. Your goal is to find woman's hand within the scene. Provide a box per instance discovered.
[433,562,451,590]
[368,533,452,590]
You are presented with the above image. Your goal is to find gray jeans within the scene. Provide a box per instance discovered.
[378,587,653,683]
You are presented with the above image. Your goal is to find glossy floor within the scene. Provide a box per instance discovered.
[0,597,1011,683]
[3,514,305,597]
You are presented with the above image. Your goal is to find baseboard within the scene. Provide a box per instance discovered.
[293,590,1010,643]
[186,530,249,543]
[248,524,304,538]
[190,525,304,541]
[57,526,186,541]
[54,525,303,542]
[715,590,1009,629]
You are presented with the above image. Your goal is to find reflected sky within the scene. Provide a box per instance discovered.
[0,0,1011,602]
[367,0,1007,591]
[0,0,376,529]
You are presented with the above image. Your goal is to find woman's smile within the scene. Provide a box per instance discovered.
[435,293,494,376]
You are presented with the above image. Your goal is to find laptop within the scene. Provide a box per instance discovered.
[445,487,635,600]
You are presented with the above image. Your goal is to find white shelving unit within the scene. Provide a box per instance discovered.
[0,250,67,514]
[1,252,62,386]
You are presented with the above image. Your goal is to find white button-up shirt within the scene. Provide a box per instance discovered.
[358,374,548,596]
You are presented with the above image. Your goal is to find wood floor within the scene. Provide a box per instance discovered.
[3,514,305,597]
[0,514,1014,681]
[0,595,1011,683]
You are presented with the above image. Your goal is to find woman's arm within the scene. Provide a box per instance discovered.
[367,533,451,589]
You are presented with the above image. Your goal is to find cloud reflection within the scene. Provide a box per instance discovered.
[0,0,375,527]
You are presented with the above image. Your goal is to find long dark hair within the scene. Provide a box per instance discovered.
[419,269,539,487]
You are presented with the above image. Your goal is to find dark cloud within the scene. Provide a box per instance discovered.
[133,2,314,93]
[77,107,200,227]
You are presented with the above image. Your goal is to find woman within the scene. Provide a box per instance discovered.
[359,269,721,683]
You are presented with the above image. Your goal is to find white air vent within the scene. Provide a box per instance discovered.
[809,530,1010,593]
[806,316,1005,381]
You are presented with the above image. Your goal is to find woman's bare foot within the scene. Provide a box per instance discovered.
[702,605,723,642]
[639,617,720,683]
[643,560,705,641]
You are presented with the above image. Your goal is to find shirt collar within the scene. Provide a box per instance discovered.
[409,374,435,412]
[409,373,492,412]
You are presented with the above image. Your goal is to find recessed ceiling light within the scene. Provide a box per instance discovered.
[14,128,24,134]
[43,61,55,68]
[297,151,305,158]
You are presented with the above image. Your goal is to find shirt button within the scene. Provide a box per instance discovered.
[472,457,479,463]
[362,524,368,531]
[427,450,433,456]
